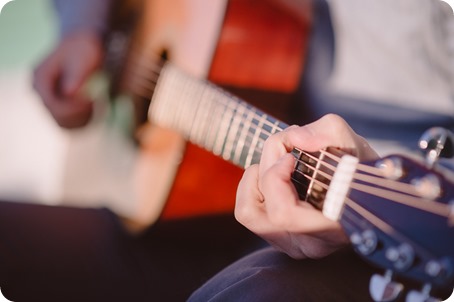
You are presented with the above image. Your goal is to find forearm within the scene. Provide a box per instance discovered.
[53,0,114,38]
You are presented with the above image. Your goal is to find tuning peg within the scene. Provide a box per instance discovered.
[419,127,454,168]
[385,243,415,271]
[370,270,404,302]
[350,229,378,255]
[406,284,440,302]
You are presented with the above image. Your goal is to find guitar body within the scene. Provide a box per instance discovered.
[121,0,311,227]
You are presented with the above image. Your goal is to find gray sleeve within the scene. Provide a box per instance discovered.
[53,0,113,37]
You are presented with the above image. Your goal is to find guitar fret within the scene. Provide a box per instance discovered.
[308,151,325,201]
[172,70,185,128]
[239,127,254,167]
[221,100,242,161]
[149,63,292,170]
[233,103,255,165]
[262,117,275,138]
[178,73,196,133]
[245,112,268,168]
[147,67,164,123]
[173,73,188,130]
[192,85,213,146]
[204,88,226,152]
[258,130,268,149]
[150,67,176,127]
[270,118,280,135]
[166,70,183,129]
[213,96,235,156]
[187,80,205,143]
[165,65,194,132]
[198,84,220,147]
[226,101,247,164]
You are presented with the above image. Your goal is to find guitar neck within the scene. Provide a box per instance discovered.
[149,63,339,213]
[149,63,289,169]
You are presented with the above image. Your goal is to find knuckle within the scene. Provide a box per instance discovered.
[233,200,246,220]
[322,113,346,128]
[263,131,290,154]
[264,132,281,147]
[234,203,253,226]
[283,124,299,132]
[319,114,355,140]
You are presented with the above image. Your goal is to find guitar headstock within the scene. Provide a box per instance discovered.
[291,128,454,301]
[339,128,454,301]
[342,153,454,301]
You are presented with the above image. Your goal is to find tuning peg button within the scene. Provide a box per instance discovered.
[385,243,415,271]
[419,127,454,167]
[425,257,453,282]
[370,270,404,302]
[406,284,439,302]
[426,260,445,278]
[350,229,378,255]
[376,157,404,180]
[411,174,441,199]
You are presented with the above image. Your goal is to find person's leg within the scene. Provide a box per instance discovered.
[189,246,377,302]
[132,214,266,301]
[0,200,147,302]
[0,200,264,302]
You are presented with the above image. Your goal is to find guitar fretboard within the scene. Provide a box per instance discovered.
[148,63,342,212]
[149,64,288,169]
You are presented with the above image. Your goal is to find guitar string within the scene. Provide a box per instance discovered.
[290,149,449,216]
[123,56,291,135]
[124,45,166,73]
[291,162,450,217]
[124,56,440,194]
[123,56,450,217]
[125,56,444,190]
[119,51,163,98]
[203,113,447,211]
[122,56,339,176]
[348,181,449,217]
[198,102,451,217]
[224,123,446,213]
[233,125,449,217]
[123,61,363,182]
[123,59,285,159]
[300,149,426,197]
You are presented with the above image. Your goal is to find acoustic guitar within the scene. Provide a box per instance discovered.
[114,0,311,227]
[135,59,454,302]
[116,1,454,300]
[123,56,454,301]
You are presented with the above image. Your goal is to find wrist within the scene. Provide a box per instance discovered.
[58,30,106,58]
[54,0,111,41]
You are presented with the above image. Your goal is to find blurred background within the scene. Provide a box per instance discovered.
[0,0,63,204]
[0,0,138,215]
